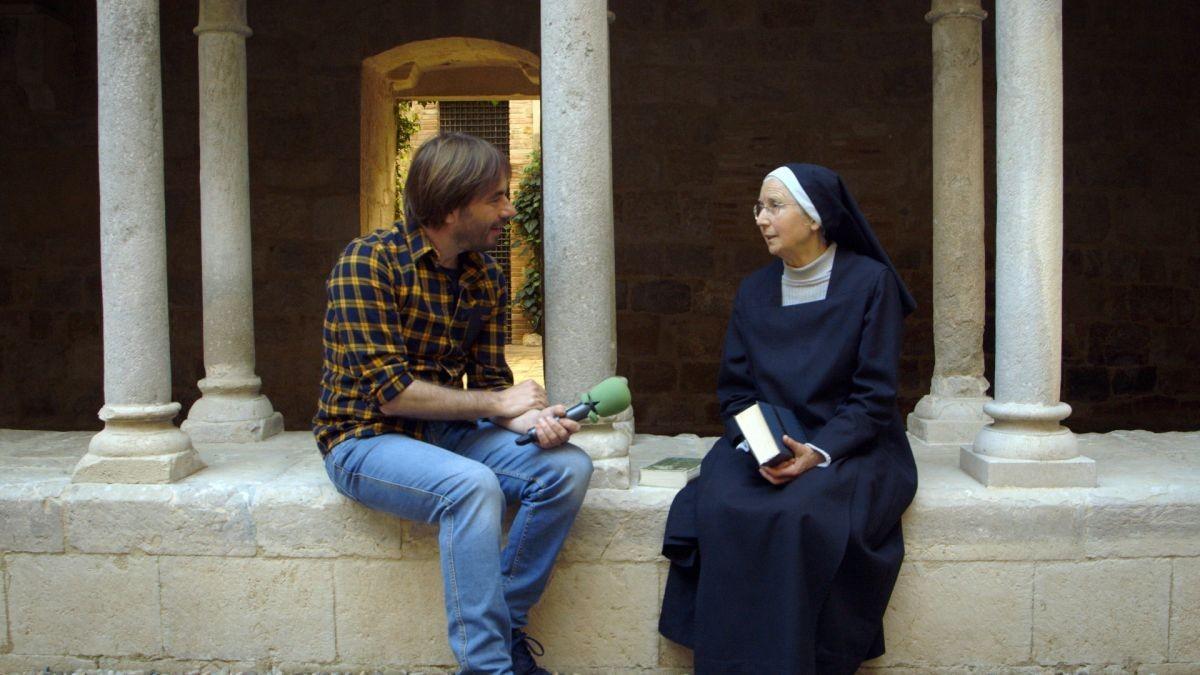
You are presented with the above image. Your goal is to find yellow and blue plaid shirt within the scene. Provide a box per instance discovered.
[312,221,512,454]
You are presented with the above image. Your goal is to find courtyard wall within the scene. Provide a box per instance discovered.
[0,0,1196,435]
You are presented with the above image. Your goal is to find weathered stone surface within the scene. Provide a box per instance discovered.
[531,562,660,669]
[8,554,161,655]
[871,561,1034,667]
[0,655,97,672]
[0,482,65,552]
[1034,559,1171,664]
[1139,664,1200,675]
[1170,558,1200,662]
[64,483,256,555]
[903,491,1084,561]
[1084,499,1200,558]
[0,558,6,652]
[333,559,454,667]
[559,487,674,563]
[160,556,335,661]
[251,482,403,558]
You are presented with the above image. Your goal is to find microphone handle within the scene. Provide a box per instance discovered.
[514,400,596,445]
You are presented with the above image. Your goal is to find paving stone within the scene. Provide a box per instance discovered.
[1034,559,1171,664]
[1170,558,1200,662]
[7,554,161,656]
[251,482,403,558]
[872,561,1034,667]
[530,562,660,669]
[160,556,335,662]
[334,559,454,667]
[0,482,65,552]
[64,483,256,556]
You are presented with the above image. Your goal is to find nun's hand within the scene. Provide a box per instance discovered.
[758,436,823,485]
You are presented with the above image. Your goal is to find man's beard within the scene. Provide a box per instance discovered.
[456,219,507,253]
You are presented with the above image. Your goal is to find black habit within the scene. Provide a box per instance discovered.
[659,165,918,674]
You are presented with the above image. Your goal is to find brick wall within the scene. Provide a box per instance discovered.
[0,0,1196,435]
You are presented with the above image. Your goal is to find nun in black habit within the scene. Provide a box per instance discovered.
[658,164,918,674]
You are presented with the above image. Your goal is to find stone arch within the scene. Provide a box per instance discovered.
[359,37,540,234]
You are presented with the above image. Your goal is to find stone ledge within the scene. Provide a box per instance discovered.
[3,429,1197,563]
[0,428,1198,672]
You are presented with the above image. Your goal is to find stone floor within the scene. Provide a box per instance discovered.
[505,344,545,387]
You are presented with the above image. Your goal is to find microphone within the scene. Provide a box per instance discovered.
[514,376,631,445]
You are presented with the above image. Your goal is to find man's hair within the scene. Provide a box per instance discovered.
[403,132,510,230]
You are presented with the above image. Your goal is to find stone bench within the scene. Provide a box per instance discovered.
[1,429,1198,673]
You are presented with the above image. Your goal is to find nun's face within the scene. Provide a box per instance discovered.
[755,178,823,266]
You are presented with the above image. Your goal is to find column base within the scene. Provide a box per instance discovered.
[183,380,284,443]
[182,409,284,443]
[76,405,205,483]
[907,394,993,445]
[571,407,634,489]
[73,448,206,484]
[959,446,1096,487]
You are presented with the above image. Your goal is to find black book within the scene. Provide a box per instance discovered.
[733,401,807,468]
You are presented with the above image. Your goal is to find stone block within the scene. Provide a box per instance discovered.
[64,483,257,556]
[334,559,454,667]
[1139,665,1200,675]
[559,488,674,563]
[251,482,403,558]
[8,554,161,656]
[1034,559,1171,664]
[871,561,1034,667]
[0,482,64,552]
[530,562,660,669]
[0,559,6,652]
[160,556,335,661]
[590,456,631,489]
[1084,499,1200,559]
[1170,558,1200,662]
[960,448,1097,488]
[0,655,97,672]
[902,493,1084,561]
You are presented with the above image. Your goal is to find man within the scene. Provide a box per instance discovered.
[314,132,592,674]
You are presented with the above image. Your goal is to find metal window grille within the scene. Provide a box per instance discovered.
[438,101,514,343]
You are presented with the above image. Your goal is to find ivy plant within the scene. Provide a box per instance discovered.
[510,148,543,332]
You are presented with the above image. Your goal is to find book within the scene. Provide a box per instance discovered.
[638,456,702,489]
[734,401,806,468]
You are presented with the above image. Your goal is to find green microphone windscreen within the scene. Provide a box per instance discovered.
[583,376,631,418]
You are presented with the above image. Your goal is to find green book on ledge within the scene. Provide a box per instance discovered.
[639,456,702,489]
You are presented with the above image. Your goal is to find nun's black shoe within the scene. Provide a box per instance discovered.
[511,629,550,675]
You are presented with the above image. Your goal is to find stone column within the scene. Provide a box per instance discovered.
[541,0,630,488]
[961,0,1095,487]
[908,0,993,446]
[182,0,283,442]
[74,0,204,483]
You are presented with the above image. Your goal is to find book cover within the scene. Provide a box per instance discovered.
[734,401,806,468]
[639,456,702,489]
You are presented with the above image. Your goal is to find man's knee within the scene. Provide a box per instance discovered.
[549,444,594,495]
[449,463,505,513]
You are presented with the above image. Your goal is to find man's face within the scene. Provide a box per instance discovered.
[444,175,516,254]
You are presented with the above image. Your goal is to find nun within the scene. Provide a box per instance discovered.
[658,164,918,674]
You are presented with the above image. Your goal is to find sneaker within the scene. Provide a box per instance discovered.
[511,629,550,675]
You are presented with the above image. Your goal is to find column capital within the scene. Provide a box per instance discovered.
[194,0,251,37]
[926,0,987,25]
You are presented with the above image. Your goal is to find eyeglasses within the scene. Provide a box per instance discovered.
[752,200,797,220]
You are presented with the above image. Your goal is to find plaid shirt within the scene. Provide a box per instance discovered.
[312,221,512,454]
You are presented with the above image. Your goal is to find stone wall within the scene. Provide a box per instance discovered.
[1,429,1198,672]
[0,0,1196,435]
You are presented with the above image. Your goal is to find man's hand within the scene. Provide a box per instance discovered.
[758,435,823,485]
[498,404,580,449]
[491,379,549,419]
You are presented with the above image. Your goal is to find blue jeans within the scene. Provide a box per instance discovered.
[324,419,593,674]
